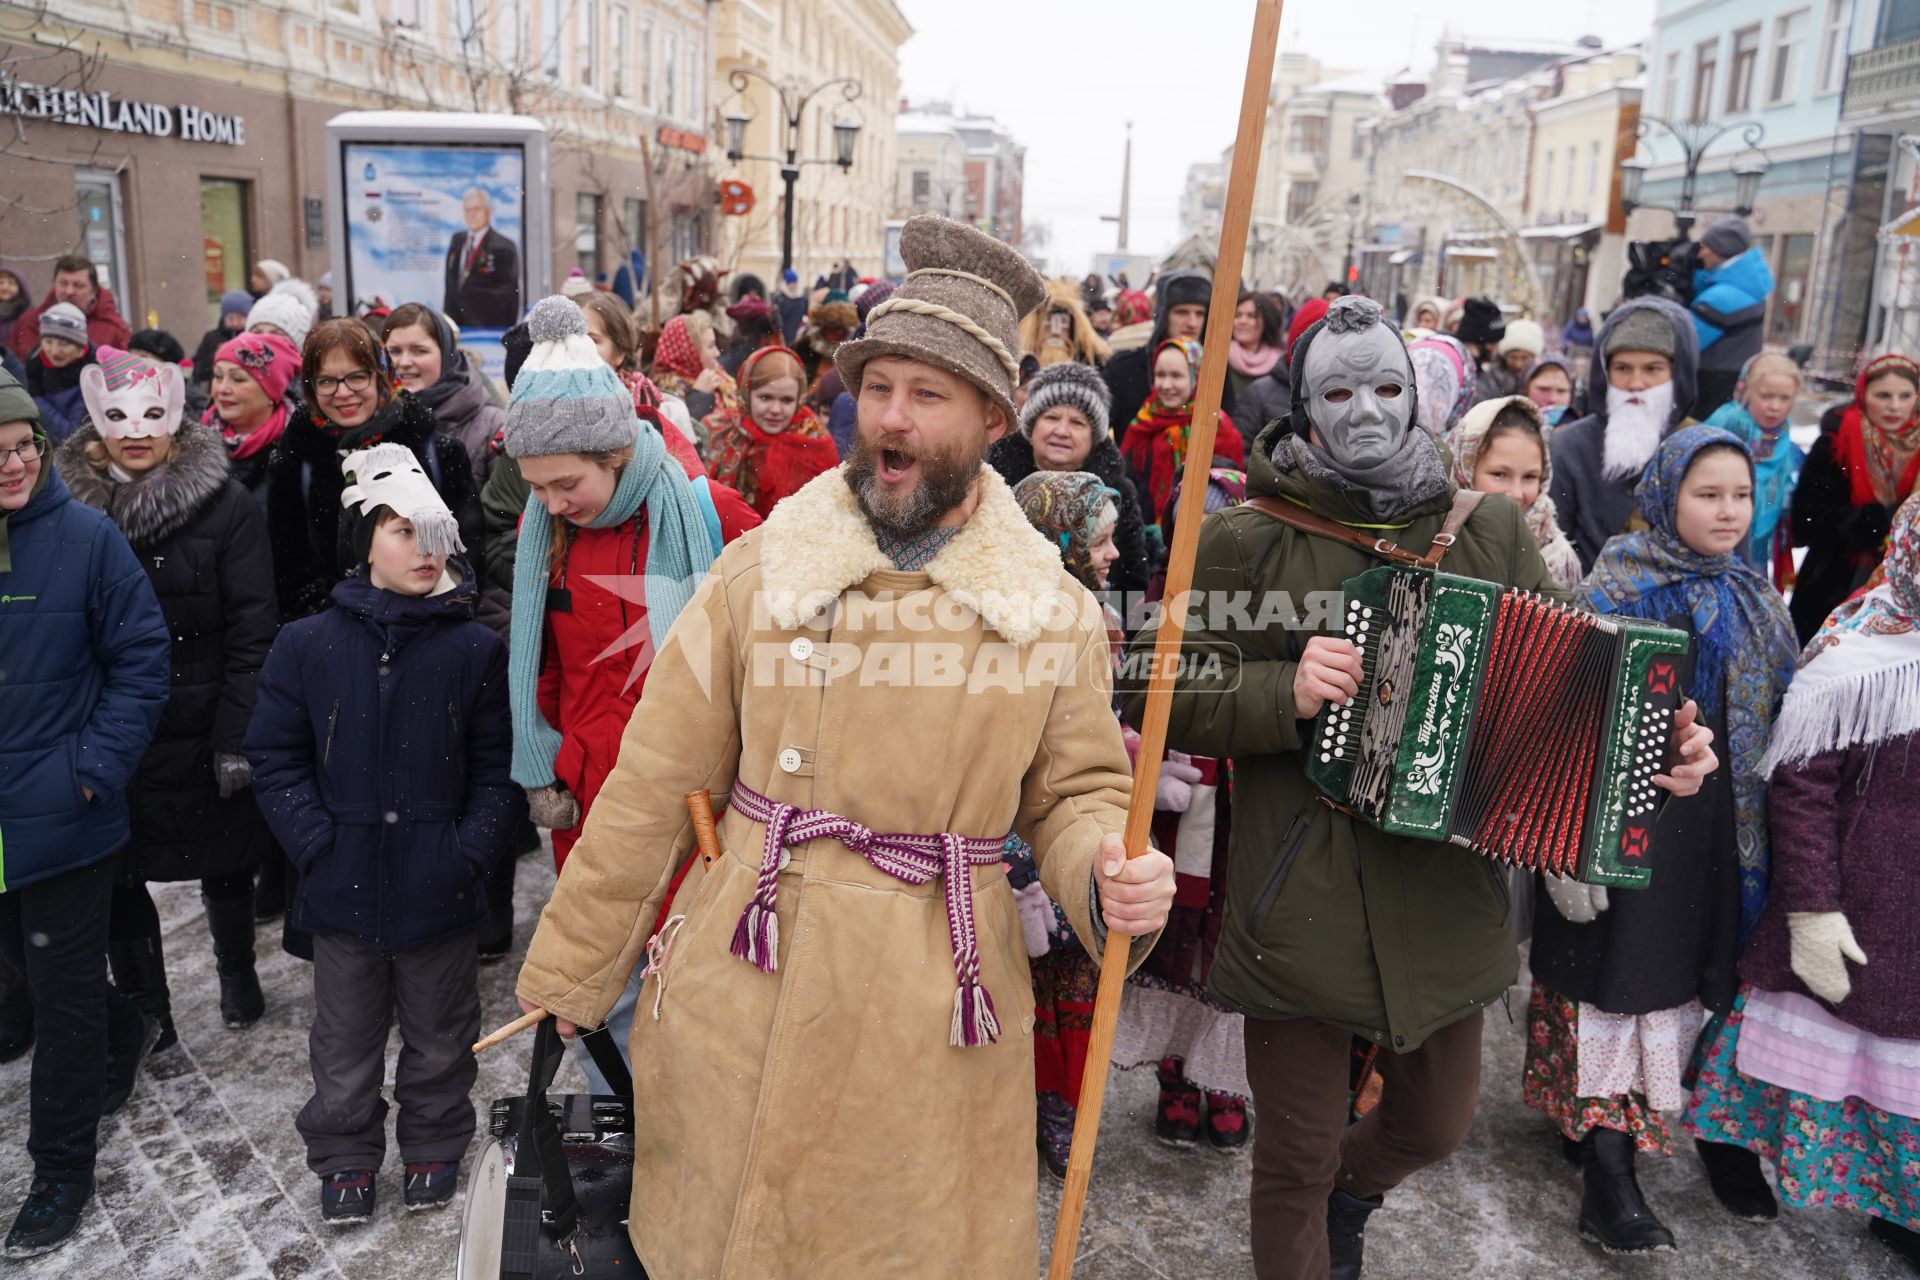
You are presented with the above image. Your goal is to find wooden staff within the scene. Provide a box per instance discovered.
[1047,3,1284,1275]
[472,790,723,1054]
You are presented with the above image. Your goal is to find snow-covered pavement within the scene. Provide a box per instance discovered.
[0,848,1903,1278]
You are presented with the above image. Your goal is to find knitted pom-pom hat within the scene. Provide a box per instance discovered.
[835,215,1047,428]
[1018,361,1112,442]
[504,296,638,458]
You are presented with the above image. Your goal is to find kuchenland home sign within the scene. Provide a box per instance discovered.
[0,75,245,145]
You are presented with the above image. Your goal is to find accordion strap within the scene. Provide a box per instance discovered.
[1243,489,1484,569]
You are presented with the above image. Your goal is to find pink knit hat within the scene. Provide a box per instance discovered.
[213,331,301,405]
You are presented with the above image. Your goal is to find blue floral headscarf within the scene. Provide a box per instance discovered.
[1580,424,1801,937]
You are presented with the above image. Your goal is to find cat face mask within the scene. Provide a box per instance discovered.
[80,346,184,441]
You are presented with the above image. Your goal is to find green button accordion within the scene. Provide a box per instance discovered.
[1302,565,1690,888]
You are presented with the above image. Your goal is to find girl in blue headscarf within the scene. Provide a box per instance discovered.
[1522,425,1802,1254]
[1703,352,1805,589]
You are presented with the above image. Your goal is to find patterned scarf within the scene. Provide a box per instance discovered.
[1012,470,1119,591]
[1580,425,1801,937]
[701,346,837,516]
[1450,396,1583,592]
[506,418,721,789]
[653,315,706,381]
[1837,354,1920,507]
[1762,492,1920,773]
[1407,334,1474,442]
[1124,338,1204,517]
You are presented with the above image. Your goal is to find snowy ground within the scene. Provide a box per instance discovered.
[0,847,1905,1279]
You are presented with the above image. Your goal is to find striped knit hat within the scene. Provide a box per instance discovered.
[504,296,637,458]
[1018,361,1111,442]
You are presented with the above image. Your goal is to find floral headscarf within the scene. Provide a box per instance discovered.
[1838,353,1920,507]
[1407,334,1474,442]
[1581,425,1801,936]
[652,314,705,382]
[1450,396,1582,592]
[1013,470,1119,592]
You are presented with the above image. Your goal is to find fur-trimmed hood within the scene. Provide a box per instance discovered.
[55,419,232,546]
[757,463,1075,647]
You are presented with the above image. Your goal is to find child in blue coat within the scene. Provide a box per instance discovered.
[246,442,524,1225]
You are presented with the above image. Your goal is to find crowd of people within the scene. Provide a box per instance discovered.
[0,207,1913,1280]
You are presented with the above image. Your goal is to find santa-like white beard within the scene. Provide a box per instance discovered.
[1601,381,1674,481]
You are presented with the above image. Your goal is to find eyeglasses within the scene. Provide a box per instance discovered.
[314,370,376,396]
[0,437,46,466]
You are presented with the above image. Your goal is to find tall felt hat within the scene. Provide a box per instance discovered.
[835,215,1047,427]
[504,297,638,458]
[341,442,464,563]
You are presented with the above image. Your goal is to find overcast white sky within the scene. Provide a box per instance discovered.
[895,0,1657,275]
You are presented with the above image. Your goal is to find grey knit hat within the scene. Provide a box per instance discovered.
[1604,305,1677,361]
[1700,216,1752,259]
[39,303,87,348]
[504,296,639,458]
[1019,361,1112,443]
[0,368,38,426]
[835,215,1047,428]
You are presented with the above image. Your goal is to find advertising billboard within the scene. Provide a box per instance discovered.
[327,113,550,384]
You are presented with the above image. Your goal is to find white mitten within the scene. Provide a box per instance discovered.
[1014,882,1054,958]
[1544,874,1610,925]
[1788,911,1867,1005]
[1157,754,1204,813]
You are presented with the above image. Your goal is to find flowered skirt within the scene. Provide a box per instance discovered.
[1032,947,1099,1108]
[1683,991,1920,1231]
[1522,983,1674,1155]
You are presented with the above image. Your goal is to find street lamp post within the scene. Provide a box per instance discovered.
[724,67,864,276]
[1619,116,1769,238]
[1341,191,1363,289]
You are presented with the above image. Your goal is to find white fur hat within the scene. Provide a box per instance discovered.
[247,279,320,352]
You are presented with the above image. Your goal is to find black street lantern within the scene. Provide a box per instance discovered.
[722,67,865,274]
[1619,116,1768,238]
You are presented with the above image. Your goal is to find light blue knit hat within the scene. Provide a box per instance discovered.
[504,295,638,458]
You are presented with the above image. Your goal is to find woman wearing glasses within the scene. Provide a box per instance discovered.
[267,318,482,621]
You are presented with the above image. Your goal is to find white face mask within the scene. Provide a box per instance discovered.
[1602,380,1675,481]
[80,354,184,441]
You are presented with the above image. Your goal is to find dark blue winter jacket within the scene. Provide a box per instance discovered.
[1691,248,1774,374]
[244,568,524,956]
[0,467,170,890]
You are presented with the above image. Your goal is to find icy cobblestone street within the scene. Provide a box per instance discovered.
[0,850,1902,1279]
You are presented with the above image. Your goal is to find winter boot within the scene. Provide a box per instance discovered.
[1577,1128,1677,1254]
[1871,1216,1920,1274]
[1205,1091,1250,1151]
[1036,1091,1074,1180]
[1695,1138,1777,1221]
[403,1162,458,1212]
[1326,1187,1383,1280]
[1153,1058,1201,1147]
[107,935,176,1053]
[3,1179,89,1259]
[320,1171,376,1225]
[204,888,265,1028]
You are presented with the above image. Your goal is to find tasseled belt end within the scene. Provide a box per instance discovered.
[730,895,780,974]
[950,980,1001,1049]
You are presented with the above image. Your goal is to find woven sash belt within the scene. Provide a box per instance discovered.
[725,780,1009,1048]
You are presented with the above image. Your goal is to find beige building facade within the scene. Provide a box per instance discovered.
[1522,47,1643,326]
[709,0,910,287]
[0,0,721,339]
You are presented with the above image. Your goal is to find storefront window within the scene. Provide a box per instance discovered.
[576,192,601,278]
[76,171,128,315]
[1769,233,1815,343]
[200,178,250,326]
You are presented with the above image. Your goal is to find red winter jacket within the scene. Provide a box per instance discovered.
[10,286,132,359]
[535,471,760,869]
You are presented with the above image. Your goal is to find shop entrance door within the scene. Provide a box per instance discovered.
[75,171,130,321]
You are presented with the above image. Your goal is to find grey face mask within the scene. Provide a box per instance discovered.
[1301,325,1416,470]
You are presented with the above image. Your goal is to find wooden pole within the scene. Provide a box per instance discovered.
[1047,4,1284,1275]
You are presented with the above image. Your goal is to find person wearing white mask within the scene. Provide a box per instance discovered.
[1549,297,1700,571]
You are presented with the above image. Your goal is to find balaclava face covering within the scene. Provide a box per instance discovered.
[80,346,184,441]
[1276,296,1450,521]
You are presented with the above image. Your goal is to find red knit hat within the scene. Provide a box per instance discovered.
[212,331,301,405]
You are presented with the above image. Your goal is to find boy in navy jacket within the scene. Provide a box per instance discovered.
[246,443,524,1224]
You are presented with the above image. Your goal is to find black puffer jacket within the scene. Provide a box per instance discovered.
[267,392,484,621]
[55,421,280,882]
[987,431,1151,603]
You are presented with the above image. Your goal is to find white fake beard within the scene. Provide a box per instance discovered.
[1601,381,1674,481]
